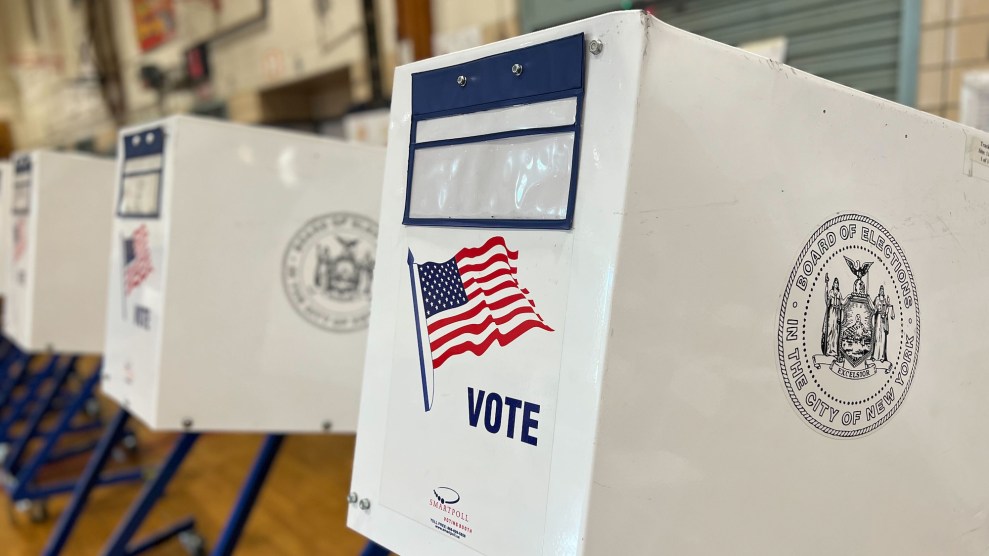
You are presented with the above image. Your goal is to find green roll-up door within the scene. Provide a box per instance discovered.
[520,0,920,105]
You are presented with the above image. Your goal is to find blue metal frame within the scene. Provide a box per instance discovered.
[211,434,285,555]
[360,542,391,556]
[403,33,586,230]
[0,355,61,442]
[44,408,136,556]
[116,127,165,219]
[1,356,141,506]
[102,431,200,556]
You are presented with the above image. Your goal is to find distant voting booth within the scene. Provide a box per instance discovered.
[101,116,384,432]
[0,161,11,304]
[6,151,114,354]
[350,11,989,555]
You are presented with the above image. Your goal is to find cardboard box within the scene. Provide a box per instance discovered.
[101,116,384,432]
[5,151,114,354]
[349,11,989,555]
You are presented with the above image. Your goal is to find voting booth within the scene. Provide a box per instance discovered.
[6,151,114,354]
[0,161,10,303]
[350,11,989,555]
[101,116,384,432]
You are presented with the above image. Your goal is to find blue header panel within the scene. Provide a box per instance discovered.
[412,34,585,116]
[118,127,166,219]
[14,155,31,174]
[123,127,166,159]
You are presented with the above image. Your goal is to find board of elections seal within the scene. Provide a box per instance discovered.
[778,214,920,438]
[282,212,377,332]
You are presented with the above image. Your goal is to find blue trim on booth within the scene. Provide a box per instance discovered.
[403,34,586,230]
[116,126,166,219]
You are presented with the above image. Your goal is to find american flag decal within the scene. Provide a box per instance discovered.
[408,236,552,411]
[123,225,153,296]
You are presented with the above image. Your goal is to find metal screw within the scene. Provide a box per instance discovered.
[511,63,523,76]
[456,75,467,87]
[347,492,359,504]
[589,39,604,55]
[358,498,371,510]
[182,418,193,429]
[322,420,333,432]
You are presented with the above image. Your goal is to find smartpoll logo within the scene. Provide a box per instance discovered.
[428,486,472,541]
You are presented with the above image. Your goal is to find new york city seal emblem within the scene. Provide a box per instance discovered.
[282,212,377,332]
[778,214,920,438]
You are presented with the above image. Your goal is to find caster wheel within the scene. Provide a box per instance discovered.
[121,432,138,452]
[30,501,49,523]
[178,530,207,556]
[84,398,101,418]
[16,500,48,523]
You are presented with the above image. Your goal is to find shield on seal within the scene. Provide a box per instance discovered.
[839,292,875,368]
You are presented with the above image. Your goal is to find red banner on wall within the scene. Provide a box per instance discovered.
[132,0,176,52]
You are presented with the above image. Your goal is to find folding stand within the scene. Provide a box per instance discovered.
[360,541,390,556]
[1,357,143,521]
[45,408,288,556]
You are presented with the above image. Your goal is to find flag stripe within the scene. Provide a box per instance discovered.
[461,266,518,290]
[417,235,549,369]
[430,303,542,352]
[454,236,518,262]
[427,289,534,338]
[433,319,553,368]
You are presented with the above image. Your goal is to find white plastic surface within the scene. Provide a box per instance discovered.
[0,162,10,299]
[5,151,115,354]
[101,116,385,433]
[351,11,989,556]
[408,133,574,221]
[415,98,577,143]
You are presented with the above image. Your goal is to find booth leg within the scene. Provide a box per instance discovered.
[0,352,34,413]
[360,541,391,556]
[101,432,200,556]
[3,357,76,476]
[0,356,59,442]
[42,408,131,556]
[9,359,94,498]
[210,434,285,556]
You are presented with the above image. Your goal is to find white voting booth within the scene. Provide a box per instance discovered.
[101,116,383,432]
[6,151,114,354]
[0,161,11,303]
[350,11,989,555]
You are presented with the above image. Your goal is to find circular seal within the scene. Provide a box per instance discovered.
[282,212,377,332]
[778,214,920,438]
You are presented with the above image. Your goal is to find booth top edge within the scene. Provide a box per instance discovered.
[116,114,386,156]
[396,10,649,78]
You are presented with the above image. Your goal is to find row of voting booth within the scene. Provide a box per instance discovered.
[0,10,987,555]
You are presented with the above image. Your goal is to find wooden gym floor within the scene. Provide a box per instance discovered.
[0,399,373,555]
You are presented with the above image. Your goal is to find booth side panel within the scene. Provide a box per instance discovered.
[586,19,989,555]
[348,11,647,556]
[102,120,174,426]
[0,162,11,300]
[155,117,382,432]
[31,152,114,354]
[6,152,40,351]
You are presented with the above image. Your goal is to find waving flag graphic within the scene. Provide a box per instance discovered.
[408,236,552,411]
